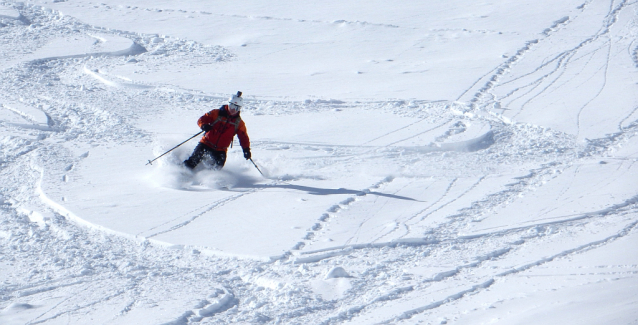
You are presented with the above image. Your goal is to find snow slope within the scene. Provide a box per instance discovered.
[1,0,638,324]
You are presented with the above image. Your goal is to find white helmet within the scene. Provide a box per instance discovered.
[227,91,243,115]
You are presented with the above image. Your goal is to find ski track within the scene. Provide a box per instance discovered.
[1,2,638,324]
[384,118,453,147]
[357,204,638,324]
[380,220,638,324]
[618,105,638,131]
[314,215,638,324]
[405,176,487,232]
[361,116,438,146]
[290,176,396,254]
[370,178,462,244]
[142,192,252,239]
[574,39,613,138]
[461,0,634,134]
[82,2,401,29]
[348,179,414,246]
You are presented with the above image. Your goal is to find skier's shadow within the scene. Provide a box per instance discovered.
[241,183,422,202]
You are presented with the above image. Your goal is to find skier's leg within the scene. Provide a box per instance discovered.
[183,143,210,169]
[209,150,227,170]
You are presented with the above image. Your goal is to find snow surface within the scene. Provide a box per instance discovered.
[1,0,638,324]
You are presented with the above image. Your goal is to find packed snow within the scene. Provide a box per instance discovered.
[1,0,638,324]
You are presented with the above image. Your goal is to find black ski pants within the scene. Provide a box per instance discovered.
[184,143,226,170]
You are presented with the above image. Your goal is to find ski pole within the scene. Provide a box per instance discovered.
[249,158,265,176]
[146,130,204,165]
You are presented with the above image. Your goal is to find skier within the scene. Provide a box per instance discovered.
[183,92,251,170]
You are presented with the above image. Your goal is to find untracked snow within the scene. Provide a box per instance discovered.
[1,0,638,324]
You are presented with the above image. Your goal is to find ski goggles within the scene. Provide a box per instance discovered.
[228,103,241,115]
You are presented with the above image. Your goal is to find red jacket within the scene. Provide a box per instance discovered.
[198,106,250,151]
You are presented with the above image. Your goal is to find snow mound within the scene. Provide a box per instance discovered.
[28,34,144,63]
[2,303,37,312]
[325,266,351,279]
[0,303,40,325]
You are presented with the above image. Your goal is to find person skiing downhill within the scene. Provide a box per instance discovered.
[183,92,251,170]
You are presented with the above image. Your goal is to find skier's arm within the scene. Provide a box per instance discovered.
[237,122,250,149]
[197,110,219,129]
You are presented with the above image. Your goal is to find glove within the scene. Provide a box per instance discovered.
[201,124,212,132]
[243,147,251,160]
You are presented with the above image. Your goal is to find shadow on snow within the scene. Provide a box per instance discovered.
[239,183,423,202]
